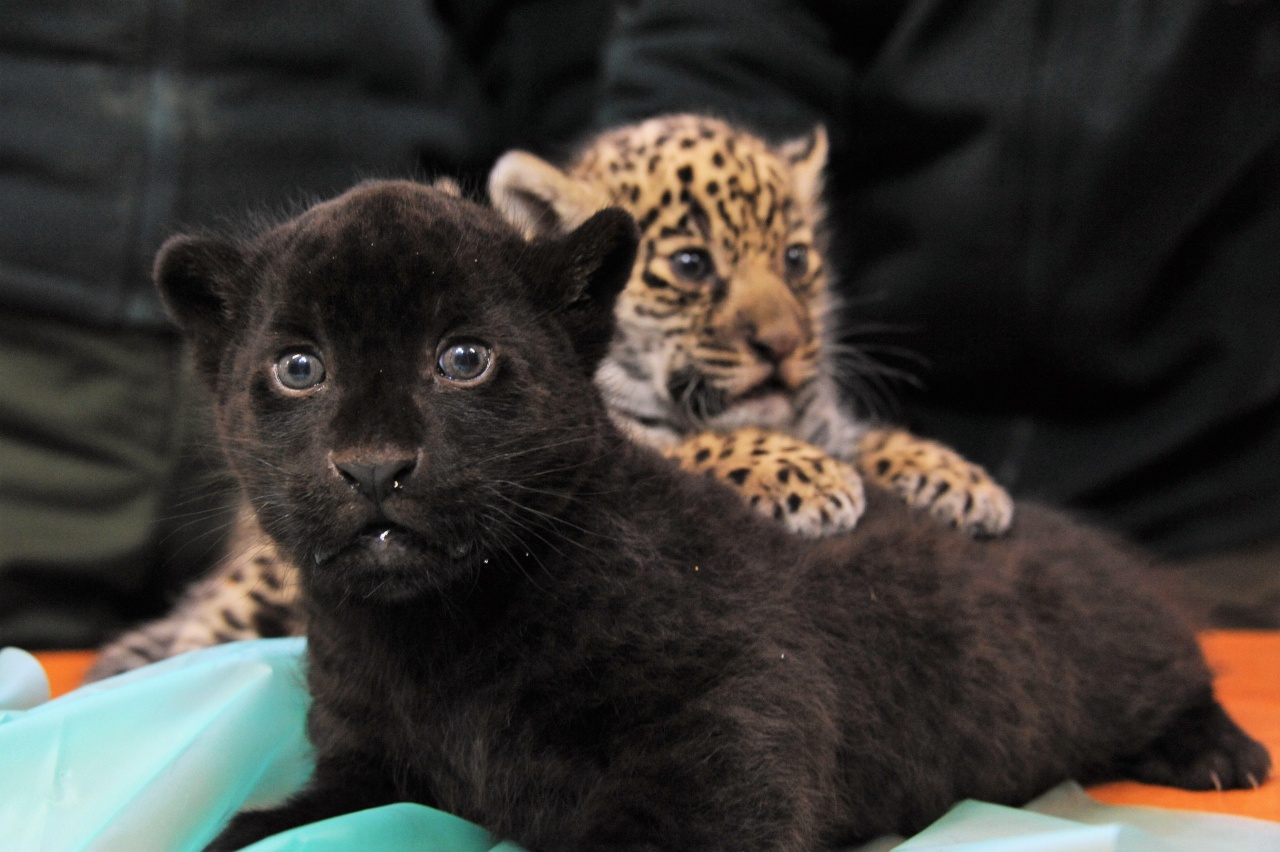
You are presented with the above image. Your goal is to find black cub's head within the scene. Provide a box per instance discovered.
[155,180,637,603]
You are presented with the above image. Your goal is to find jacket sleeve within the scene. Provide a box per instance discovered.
[595,0,855,139]
[435,0,620,159]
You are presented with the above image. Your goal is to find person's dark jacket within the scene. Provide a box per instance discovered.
[597,0,1280,559]
[0,0,614,329]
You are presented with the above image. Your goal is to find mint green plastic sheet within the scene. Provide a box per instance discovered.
[0,640,512,852]
[1,639,1276,851]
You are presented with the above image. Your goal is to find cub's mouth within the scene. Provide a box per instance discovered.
[666,368,797,422]
[312,523,470,567]
[307,520,477,604]
[735,374,792,403]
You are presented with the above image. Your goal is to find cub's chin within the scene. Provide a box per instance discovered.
[306,525,474,604]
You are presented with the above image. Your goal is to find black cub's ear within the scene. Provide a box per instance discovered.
[530,207,638,369]
[559,208,639,312]
[154,234,248,382]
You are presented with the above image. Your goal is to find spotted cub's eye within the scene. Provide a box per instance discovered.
[784,244,810,279]
[274,351,326,392]
[437,340,493,385]
[669,248,714,283]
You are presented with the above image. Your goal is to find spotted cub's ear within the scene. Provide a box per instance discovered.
[488,150,612,238]
[153,234,248,383]
[524,207,638,370]
[776,125,828,212]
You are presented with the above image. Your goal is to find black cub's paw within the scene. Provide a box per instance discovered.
[1122,699,1271,791]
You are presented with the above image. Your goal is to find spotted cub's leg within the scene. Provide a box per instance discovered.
[665,427,865,538]
[855,428,1013,536]
[85,611,185,682]
[166,528,301,657]
[86,507,304,682]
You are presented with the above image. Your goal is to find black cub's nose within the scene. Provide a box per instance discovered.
[334,456,417,504]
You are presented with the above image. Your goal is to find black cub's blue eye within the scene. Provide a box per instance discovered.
[438,340,493,384]
[275,351,325,391]
[784,244,809,279]
[669,248,713,282]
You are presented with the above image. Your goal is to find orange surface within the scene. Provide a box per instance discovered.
[31,631,1280,821]
[37,650,96,699]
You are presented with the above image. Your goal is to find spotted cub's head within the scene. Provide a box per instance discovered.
[490,115,832,446]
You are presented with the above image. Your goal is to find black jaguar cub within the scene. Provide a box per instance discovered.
[156,181,1269,852]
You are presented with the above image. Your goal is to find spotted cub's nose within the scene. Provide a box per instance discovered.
[332,454,418,504]
[746,321,801,364]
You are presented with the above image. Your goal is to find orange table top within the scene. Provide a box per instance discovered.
[31,630,1280,822]
[37,648,97,699]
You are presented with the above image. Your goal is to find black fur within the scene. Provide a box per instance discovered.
[160,181,1270,852]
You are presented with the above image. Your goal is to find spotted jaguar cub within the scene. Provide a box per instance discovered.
[491,114,1012,536]
[89,116,1010,680]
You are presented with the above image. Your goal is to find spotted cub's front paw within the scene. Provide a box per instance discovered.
[856,428,1013,536]
[666,427,866,538]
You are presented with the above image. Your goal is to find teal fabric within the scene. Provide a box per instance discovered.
[233,804,510,852]
[1,640,1276,852]
[0,647,49,710]
[887,788,1280,851]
